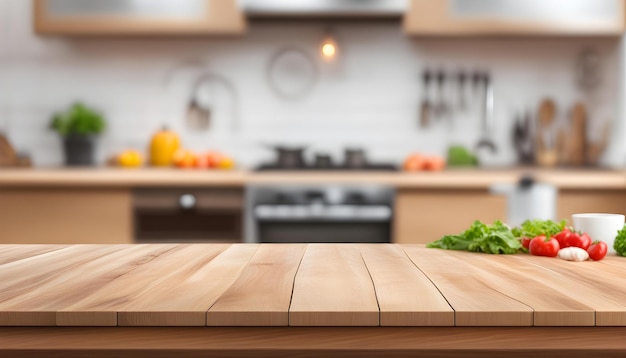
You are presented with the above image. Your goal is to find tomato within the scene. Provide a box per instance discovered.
[554,228,592,250]
[564,232,592,251]
[423,156,446,171]
[529,236,560,257]
[403,154,426,172]
[587,241,608,261]
[173,149,197,168]
[553,228,572,248]
[521,237,532,249]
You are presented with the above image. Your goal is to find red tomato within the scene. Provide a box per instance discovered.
[529,236,560,257]
[195,154,211,169]
[423,156,446,171]
[564,232,592,251]
[403,154,426,172]
[521,237,532,249]
[587,241,608,261]
[553,228,571,248]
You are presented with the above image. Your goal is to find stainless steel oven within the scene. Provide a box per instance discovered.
[245,185,394,243]
[133,188,243,243]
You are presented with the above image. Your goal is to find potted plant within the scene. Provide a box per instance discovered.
[50,102,106,166]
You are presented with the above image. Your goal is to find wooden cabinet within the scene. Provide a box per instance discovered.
[404,0,625,36]
[557,190,626,223]
[393,187,626,244]
[0,188,133,244]
[34,0,246,36]
[393,189,506,244]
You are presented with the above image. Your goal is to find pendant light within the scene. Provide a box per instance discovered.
[320,29,339,62]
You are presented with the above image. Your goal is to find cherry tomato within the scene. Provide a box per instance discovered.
[553,228,571,248]
[565,232,592,251]
[529,236,560,257]
[554,228,592,250]
[587,241,608,261]
[520,237,532,249]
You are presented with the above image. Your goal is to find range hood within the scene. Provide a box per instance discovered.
[241,0,407,17]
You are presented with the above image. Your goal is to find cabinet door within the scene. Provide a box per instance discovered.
[404,0,625,36]
[34,0,246,36]
[558,190,626,223]
[393,189,506,244]
[0,189,132,244]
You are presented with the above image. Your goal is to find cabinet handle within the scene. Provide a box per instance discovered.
[179,194,197,210]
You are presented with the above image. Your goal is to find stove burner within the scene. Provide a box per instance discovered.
[255,163,398,172]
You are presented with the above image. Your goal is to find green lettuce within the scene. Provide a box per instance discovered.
[614,224,626,257]
[427,220,521,255]
[511,219,567,239]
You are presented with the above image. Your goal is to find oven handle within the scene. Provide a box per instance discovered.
[254,204,392,222]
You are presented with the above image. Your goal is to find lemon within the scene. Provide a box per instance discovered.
[118,150,143,168]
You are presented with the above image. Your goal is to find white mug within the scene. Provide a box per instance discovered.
[572,213,625,254]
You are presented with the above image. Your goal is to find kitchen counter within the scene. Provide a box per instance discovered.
[2,243,626,357]
[0,167,624,189]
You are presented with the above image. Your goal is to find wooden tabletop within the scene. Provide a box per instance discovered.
[0,168,624,189]
[2,243,626,328]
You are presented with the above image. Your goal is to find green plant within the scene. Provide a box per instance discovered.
[49,102,106,136]
[447,145,478,167]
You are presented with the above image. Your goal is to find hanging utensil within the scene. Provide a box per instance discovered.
[512,111,534,165]
[434,70,449,121]
[475,73,497,153]
[456,70,467,112]
[419,69,432,128]
[535,98,558,167]
[186,72,240,133]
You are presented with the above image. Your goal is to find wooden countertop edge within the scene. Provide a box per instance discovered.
[0,169,624,189]
[2,327,626,358]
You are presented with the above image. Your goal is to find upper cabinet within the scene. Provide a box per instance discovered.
[404,0,625,36]
[34,0,246,36]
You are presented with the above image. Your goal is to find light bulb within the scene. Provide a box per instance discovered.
[322,43,336,58]
[320,34,338,61]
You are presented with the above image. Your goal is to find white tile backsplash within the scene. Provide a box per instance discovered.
[0,0,623,168]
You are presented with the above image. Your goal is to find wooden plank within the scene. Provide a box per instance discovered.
[6,326,626,358]
[360,244,453,326]
[289,244,379,326]
[513,254,626,326]
[0,245,130,326]
[0,245,66,265]
[444,250,595,326]
[207,244,307,326]
[0,245,177,326]
[58,244,257,326]
[117,244,257,326]
[403,246,533,326]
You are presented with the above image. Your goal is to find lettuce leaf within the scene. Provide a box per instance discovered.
[511,219,567,239]
[427,220,521,254]
[614,224,626,257]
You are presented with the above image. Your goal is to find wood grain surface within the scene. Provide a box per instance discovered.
[0,168,624,190]
[58,244,257,326]
[207,244,306,326]
[2,244,626,329]
[289,244,380,326]
[4,326,626,358]
[360,244,454,326]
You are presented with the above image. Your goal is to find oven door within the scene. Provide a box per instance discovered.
[254,204,392,243]
[133,188,243,243]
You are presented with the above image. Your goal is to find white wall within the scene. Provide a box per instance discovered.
[0,0,622,168]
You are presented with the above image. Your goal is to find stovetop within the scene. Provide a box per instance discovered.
[255,164,398,172]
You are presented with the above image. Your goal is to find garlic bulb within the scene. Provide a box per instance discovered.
[557,247,589,262]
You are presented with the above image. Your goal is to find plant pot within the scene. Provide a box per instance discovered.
[63,134,96,166]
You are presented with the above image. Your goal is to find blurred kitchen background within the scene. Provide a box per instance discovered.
[1,0,626,245]
[1,0,624,167]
